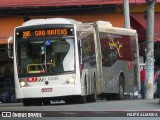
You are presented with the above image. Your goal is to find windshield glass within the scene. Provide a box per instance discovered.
[17,37,75,76]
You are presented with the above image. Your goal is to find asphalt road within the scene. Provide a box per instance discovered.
[0,99,160,120]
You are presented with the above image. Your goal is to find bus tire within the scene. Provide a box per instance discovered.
[78,96,87,104]
[118,75,125,100]
[43,100,50,106]
[34,99,42,106]
[65,98,76,104]
[23,99,32,106]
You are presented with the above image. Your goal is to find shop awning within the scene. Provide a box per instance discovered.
[130,13,160,42]
[0,17,24,44]
[0,0,149,8]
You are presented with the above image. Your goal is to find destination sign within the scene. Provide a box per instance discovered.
[16,28,74,38]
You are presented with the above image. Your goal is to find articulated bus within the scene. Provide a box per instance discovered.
[8,18,140,106]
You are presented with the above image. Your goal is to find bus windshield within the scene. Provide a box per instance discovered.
[17,37,75,76]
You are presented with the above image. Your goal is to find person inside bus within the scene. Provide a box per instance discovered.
[140,66,146,99]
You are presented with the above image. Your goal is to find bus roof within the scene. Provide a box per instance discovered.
[83,20,137,36]
[98,26,137,37]
[22,18,81,26]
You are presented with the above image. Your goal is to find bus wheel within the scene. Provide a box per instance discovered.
[43,100,50,106]
[23,99,32,106]
[34,99,42,106]
[118,75,125,100]
[65,98,76,104]
[78,96,87,104]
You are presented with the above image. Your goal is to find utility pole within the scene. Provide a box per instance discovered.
[145,0,155,99]
[123,0,130,29]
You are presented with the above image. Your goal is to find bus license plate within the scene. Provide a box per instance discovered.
[41,88,52,92]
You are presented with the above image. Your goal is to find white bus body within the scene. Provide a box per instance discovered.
[9,18,140,106]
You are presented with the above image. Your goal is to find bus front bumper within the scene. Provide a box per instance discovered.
[15,84,81,99]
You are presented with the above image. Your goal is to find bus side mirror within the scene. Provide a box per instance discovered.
[8,36,13,59]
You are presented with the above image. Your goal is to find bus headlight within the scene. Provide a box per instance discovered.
[65,75,76,84]
[19,80,28,87]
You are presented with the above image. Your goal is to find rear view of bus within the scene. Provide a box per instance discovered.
[13,18,81,106]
